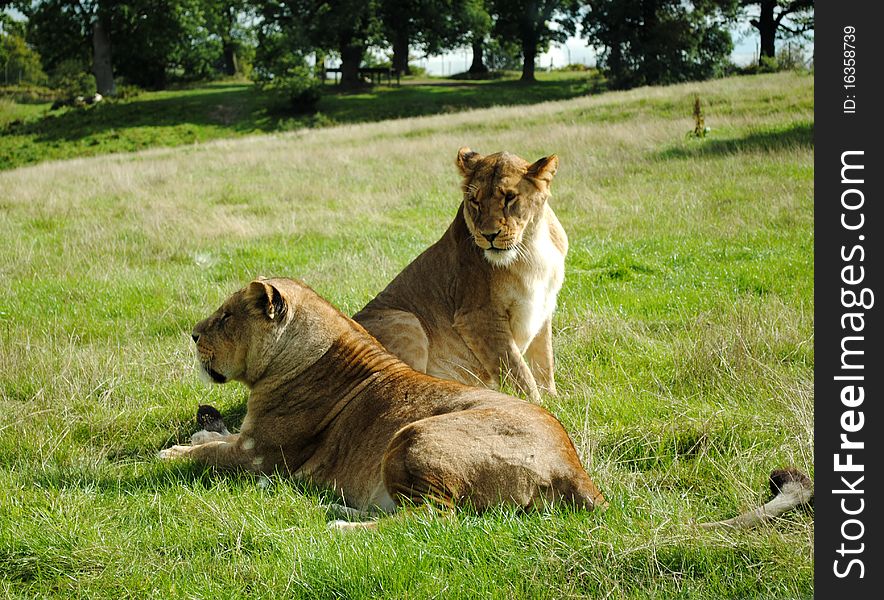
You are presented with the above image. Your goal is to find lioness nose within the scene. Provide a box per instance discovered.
[191,333,200,343]
[482,231,500,243]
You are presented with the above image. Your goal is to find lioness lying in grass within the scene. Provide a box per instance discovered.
[159,278,607,528]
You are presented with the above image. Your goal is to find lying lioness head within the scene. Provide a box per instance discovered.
[164,277,607,523]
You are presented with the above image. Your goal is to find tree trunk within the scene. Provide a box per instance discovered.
[639,0,660,84]
[520,39,536,82]
[468,37,489,74]
[222,41,238,76]
[339,42,364,87]
[607,43,625,88]
[756,0,777,58]
[91,19,115,96]
[391,30,411,76]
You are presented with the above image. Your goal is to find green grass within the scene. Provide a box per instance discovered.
[0,72,813,598]
[0,71,603,171]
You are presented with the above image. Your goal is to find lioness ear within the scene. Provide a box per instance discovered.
[527,154,558,185]
[456,146,483,176]
[246,280,287,321]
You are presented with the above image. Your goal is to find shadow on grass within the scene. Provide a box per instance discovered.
[659,121,813,160]
[5,75,604,144]
[6,84,282,143]
[27,454,338,505]
[321,76,605,124]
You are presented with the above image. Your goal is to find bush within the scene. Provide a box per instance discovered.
[260,66,322,114]
[734,43,811,76]
[50,59,96,102]
[450,70,507,81]
[555,63,593,72]
[113,84,144,101]
[405,64,427,78]
[0,84,55,103]
[1,31,48,86]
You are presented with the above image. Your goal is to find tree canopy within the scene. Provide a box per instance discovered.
[582,0,735,89]
[2,0,814,95]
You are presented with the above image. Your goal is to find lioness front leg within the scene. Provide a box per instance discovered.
[524,318,556,396]
[453,312,540,402]
[159,434,258,470]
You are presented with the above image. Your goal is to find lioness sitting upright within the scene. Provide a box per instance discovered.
[159,278,606,525]
[354,147,567,403]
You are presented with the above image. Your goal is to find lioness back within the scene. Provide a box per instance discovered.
[354,148,567,403]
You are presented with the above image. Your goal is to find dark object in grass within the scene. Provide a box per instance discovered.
[700,467,814,529]
[769,466,813,498]
[196,404,230,435]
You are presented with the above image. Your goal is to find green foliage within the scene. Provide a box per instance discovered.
[378,0,457,70]
[22,0,256,91]
[202,0,255,76]
[405,63,427,77]
[484,37,522,71]
[488,0,578,80]
[112,83,144,100]
[261,66,322,113]
[49,58,96,101]
[0,83,55,103]
[21,1,91,75]
[0,25,48,86]
[250,16,319,112]
[583,0,735,89]
[555,62,593,72]
[735,42,811,76]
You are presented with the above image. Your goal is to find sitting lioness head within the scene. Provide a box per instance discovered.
[456,147,558,267]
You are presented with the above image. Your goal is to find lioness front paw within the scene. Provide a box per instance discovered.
[157,445,192,460]
[327,520,378,532]
[190,430,226,446]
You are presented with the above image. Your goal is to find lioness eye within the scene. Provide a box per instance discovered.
[504,192,517,205]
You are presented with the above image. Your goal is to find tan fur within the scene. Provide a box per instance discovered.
[353,148,568,402]
[159,278,606,519]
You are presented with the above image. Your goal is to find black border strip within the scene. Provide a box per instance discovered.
[815,1,883,595]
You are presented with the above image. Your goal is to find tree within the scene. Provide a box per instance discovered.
[311,1,381,86]
[741,0,812,59]
[204,0,252,76]
[379,0,419,75]
[459,0,492,74]
[22,1,115,94]
[125,0,241,87]
[582,0,734,89]
[488,0,578,82]
[22,1,236,90]
[379,0,476,76]
[1,14,48,85]
[254,1,381,87]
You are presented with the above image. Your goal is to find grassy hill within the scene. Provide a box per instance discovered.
[0,72,813,598]
[0,71,602,171]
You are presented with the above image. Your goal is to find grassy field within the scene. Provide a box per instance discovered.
[0,71,602,171]
[0,71,813,598]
